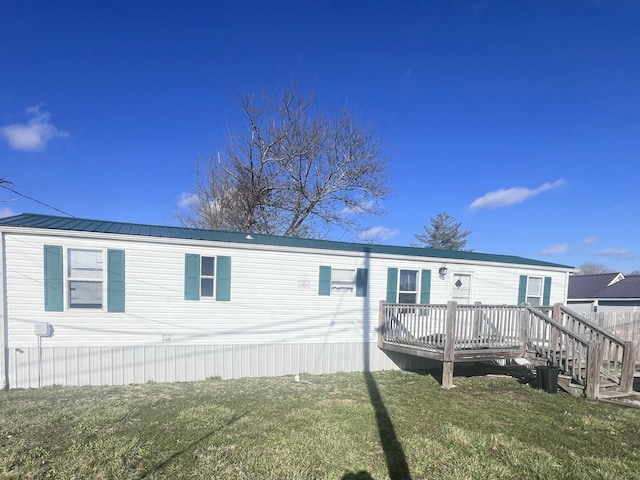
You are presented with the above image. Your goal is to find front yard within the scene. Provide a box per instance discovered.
[1,368,640,479]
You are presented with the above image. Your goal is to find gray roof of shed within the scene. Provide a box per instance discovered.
[0,213,573,269]
[569,274,640,299]
[568,273,621,298]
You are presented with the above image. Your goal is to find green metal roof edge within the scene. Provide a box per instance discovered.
[0,213,574,269]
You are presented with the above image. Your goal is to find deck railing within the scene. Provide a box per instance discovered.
[380,302,525,350]
[379,301,637,398]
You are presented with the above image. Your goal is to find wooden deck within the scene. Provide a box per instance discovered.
[378,301,637,398]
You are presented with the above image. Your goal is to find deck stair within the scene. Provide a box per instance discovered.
[378,301,638,401]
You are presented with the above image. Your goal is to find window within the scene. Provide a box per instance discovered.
[68,249,104,309]
[386,268,431,304]
[184,254,232,301]
[526,276,543,306]
[200,256,215,297]
[43,246,125,312]
[318,266,368,297]
[398,269,418,303]
[331,268,355,293]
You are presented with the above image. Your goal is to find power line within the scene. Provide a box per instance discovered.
[0,179,75,217]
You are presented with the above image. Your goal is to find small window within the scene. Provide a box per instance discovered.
[331,269,355,293]
[527,276,543,306]
[398,269,418,303]
[201,256,215,297]
[68,249,103,308]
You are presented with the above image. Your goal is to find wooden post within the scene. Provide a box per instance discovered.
[472,302,482,339]
[442,301,457,389]
[520,304,529,356]
[586,341,602,400]
[377,300,385,350]
[553,303,563,326]
[620,340,637,394]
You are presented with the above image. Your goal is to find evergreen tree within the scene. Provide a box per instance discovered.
[414,212,472,251]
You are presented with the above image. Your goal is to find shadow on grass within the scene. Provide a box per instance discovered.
[408,361,537,388]
[137,413,246,480]
[360,248,412,480]
[364,371,412,480]
[341,470,374,480]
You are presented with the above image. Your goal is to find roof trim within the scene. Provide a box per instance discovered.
[0,213,574,269]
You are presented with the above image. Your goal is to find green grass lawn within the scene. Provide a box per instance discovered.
[1,367,640,479]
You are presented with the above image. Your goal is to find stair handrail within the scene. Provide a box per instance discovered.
[556,304,626,347]
[526,305,592,388]
[554,304,636,393]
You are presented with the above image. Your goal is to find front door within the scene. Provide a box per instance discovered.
[452,273,472,304]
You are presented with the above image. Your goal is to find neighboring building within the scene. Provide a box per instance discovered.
[0,213,573,389]
[568,273,640,314]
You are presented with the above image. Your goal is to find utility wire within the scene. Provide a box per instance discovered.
[0,179,76,217]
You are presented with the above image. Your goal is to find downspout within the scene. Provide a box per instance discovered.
[0,231,8,390]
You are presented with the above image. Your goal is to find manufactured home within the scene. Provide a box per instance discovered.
[0,213,574,389]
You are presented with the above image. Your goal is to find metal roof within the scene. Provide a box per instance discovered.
[568,274,640,299]
[0,213,573,269]
[568,273,621,298]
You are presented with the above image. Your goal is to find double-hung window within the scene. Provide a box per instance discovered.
[518,275,552,306]
[200,256,215,297]
[386,268,431,305]
[398,269,418,303]
[68,249,104,309]
[43,246,125,312]
[184,253,231,301]
[526,276,543,306]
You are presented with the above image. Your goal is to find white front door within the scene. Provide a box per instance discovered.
[452,273,472,304]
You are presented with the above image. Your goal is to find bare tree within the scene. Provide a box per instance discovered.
[575,263,615,275]
[179,85,388,237]
[414,212,472,251]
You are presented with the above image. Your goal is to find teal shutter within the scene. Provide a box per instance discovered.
[216,256,231,301]
[420,269,432,304]
[319,266,331,296]
[517,275,528,304]
[184,254,200,300]
[44,245,63,311]
[386,268,398,303]
[543,277,552,306]
[107,249,125,312]
[356,268,368,297]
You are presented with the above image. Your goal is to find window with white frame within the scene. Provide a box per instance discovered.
[200,256,215,297]
[331,268,356,293]
[398,269,418,303]
[526,276,543,306]
[68,249,104,308]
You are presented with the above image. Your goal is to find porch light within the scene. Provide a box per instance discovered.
[439,264,448,277]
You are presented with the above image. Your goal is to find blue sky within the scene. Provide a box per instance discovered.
[1,0,639,272]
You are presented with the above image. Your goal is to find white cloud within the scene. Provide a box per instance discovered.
[581,237,597,246]
[177,192,198,208]
[597,248,631,259]
[470,179,566,209]
[539,244,570,256]
[1,105,69,152]
[358,226,400,242]
[0,207,16,218]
